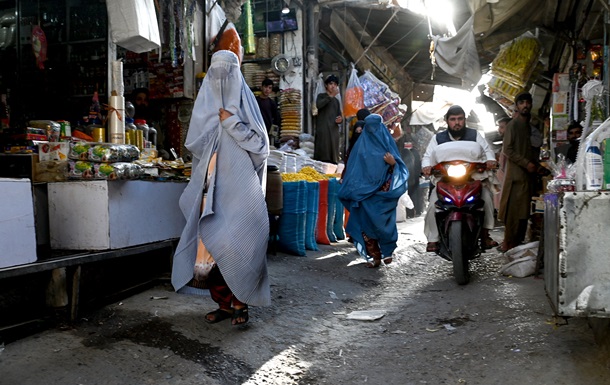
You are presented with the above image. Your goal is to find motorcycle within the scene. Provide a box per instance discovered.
[429,142,491,285]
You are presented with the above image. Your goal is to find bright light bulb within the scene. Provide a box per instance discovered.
[282,7,290,14]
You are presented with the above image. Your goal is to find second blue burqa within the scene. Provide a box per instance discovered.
[338,114,409,260]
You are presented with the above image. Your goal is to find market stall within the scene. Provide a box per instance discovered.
[0,0,218,332]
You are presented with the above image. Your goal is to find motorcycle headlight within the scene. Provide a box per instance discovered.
[446,163,468,178]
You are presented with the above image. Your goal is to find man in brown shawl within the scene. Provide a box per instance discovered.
[314,74,343,164]
[498,92,542,251]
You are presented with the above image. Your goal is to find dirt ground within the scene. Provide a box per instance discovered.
[2,217,610,385]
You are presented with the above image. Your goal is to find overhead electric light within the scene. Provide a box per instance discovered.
[282,6,290,14]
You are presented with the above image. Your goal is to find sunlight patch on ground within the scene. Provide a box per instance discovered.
[243,346,311,385]
[316,251,347,260]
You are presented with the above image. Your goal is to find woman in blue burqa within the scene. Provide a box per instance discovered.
[338,113,409,268]
[172,50,270,325]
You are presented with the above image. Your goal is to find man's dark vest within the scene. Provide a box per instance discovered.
[436,127,477,144]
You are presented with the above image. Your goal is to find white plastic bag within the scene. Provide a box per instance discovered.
[396,192,413,223]
[312,73,325,116]
[399,191,414,209]
[358,70,390,109]
[343,65,364,118]
[499,255,537,278]
[106,0,161,53]
[504,241,539,261]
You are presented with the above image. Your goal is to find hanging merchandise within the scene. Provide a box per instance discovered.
[31,25,47,70]
[106,0,161,53]
[242,0,255,55]
[359,70,391,109]
[491,33,542,87]
[343,64,364,118]
[485,33,542,112]
[430,15,481,89]
[358,70,403,127]
[311,73,325,116]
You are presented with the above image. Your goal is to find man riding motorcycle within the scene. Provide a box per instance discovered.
[422,105,498,252]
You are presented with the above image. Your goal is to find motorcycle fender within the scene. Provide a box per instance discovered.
[444,212,477,233]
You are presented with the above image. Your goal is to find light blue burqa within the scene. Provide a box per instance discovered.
[171,50,271,306]
[338,114,409,261]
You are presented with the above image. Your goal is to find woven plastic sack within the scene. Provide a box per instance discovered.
[278,181,307,256]
[333,193,345,240]
[326,178,339,242]
[316,179,331,245]
[343,65,364,118]
[304,182,319,251]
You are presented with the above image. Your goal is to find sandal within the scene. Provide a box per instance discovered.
[426,242,439,252]
[365,259,381,268]
[205,308,233,324]
[232,306,249,325]
[382,256,393,265]
[481,237,499,250]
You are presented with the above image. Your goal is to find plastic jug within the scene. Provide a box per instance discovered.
[148,124,157,148]
[134,119,149,141]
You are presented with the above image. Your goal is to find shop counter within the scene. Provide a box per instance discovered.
[0,178,37,268]
[48,180,187,250]
[544,191,610,318]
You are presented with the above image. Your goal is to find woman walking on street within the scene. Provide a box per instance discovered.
[171,49,270,325]
[339,114,409,268]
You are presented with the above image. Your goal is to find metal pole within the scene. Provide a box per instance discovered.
[353,8,399,66]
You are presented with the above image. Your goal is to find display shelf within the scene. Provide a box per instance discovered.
[243,58,273,63]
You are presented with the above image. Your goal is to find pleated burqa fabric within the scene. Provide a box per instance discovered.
[171,50,271,306]
[338,114,409,259]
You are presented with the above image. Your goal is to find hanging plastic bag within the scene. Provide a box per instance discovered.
[359,70,390,109]
[106,0,161,53]
[343,65,364,118]
[312,73,325,116]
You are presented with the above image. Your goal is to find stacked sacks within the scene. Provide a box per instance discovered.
[67,142,142,180]
[280,167,345,251]
[279,89,302,146]
[298,133,315,158]
[277,180,307,256]
[280,167,323,254]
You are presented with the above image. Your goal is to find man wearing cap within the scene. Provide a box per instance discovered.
[314,74,343,164]
[422,105,498,252]
[498,92,542,252]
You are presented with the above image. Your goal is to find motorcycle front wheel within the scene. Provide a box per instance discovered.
[449,221,470,285]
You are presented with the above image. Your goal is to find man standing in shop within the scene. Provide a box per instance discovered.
[493,116,511,211]
[314,74,343,164]
[498,92,543,252]
[555,121,583,163]
[256,78,279,145]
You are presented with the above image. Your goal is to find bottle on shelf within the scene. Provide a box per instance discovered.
[148,124,157,149]
[89,118,105,142]
[125,117,137,145]
[134,119,149,149]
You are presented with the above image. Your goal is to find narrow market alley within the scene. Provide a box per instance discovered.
[1,217,610,385]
